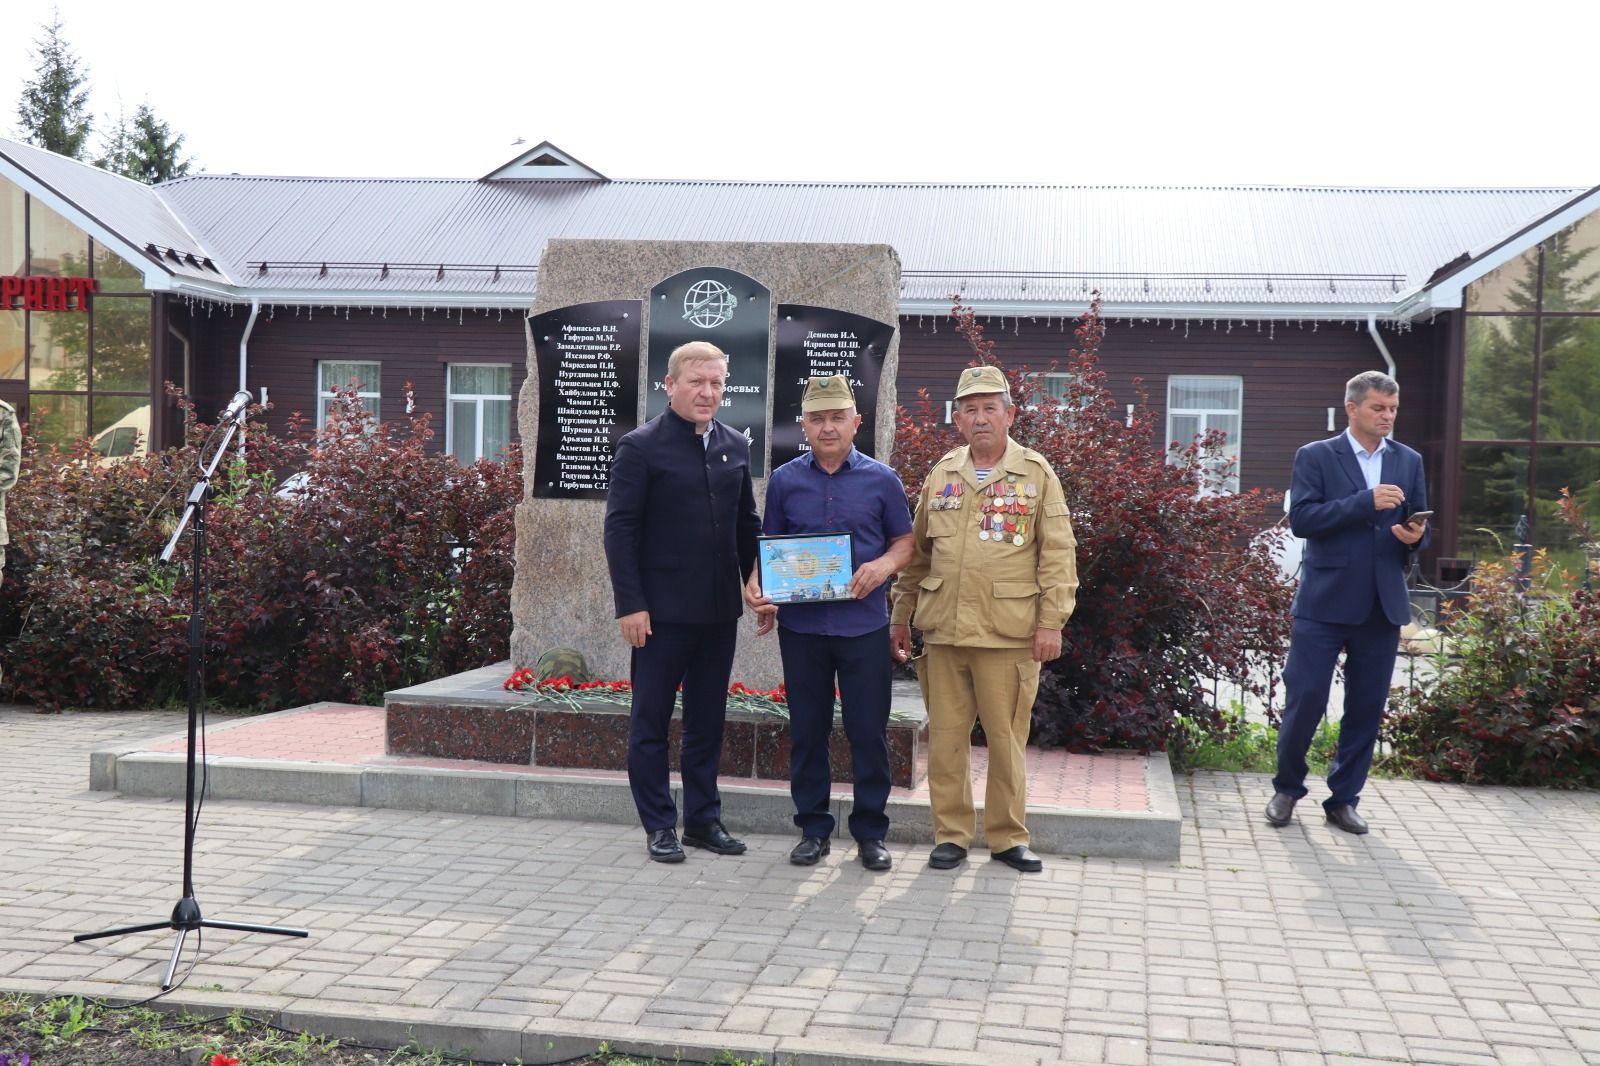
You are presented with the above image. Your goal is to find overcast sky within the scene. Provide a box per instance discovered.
[4,0,1597,187]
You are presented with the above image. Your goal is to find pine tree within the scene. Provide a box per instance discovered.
[99,103,193,184]
[17,12,93,159]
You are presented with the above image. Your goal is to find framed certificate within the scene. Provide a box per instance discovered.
[757,532,855,604]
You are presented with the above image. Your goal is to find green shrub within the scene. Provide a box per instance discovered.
[0,388,520,711]
[1385,542,1600,787]
[1170,707,1339,775]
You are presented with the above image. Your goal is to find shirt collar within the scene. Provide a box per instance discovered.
[1344,427,1388,460]
[802,445,860,471]
[665,406,715,441]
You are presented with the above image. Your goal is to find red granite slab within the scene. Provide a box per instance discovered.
[386,703,534,764]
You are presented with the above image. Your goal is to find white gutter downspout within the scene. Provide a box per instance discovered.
[1367,313,1397,380]
[239,298,260,393]
[237,299,261,448]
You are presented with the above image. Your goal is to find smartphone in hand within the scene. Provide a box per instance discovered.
[1404,510,1433,528]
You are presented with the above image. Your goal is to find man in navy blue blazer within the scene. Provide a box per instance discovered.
[1267,371,1429,835]
[604,341,761,863]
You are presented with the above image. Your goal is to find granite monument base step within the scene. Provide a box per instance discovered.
[384,663,930,789]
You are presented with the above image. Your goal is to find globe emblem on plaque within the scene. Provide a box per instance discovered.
[682,279,737,328]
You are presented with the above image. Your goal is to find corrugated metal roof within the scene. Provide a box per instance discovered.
[3,136,1582,312]
[153,176,1578,309]
[0,138,230,285]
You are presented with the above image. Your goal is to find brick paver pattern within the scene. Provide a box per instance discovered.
[2,707,1597,1065]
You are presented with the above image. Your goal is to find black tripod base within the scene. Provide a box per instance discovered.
[75,896,308,989]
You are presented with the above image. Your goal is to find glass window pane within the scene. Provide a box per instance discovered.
[1464,247,1539,312]
[1540,211,1600,313]
[92,296,151,391]
[449,364,510,396]
[93,240,146,292]
[28,392,88,448]
[1169,376,1240,410]
[1462,316,1533,439]
[1530,448,1600,570]
[28,200,88,276]
[320,361,380,393]
[483,397,511,461]
[28,312,88,391]
[1209,413,1241,443]
[1458,444,1531,557]
[1538,318,1600,443]
[1168,413,1201,446]
[91,396,149,458]
[449,399,477,462]
[0,310,22,379]
[1,183,23,275]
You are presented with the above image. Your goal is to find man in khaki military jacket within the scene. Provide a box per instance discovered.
[0,399,19,587]
[890,365,1079,873]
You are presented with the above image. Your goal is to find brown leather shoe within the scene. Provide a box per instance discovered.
[1265,792,1298,827]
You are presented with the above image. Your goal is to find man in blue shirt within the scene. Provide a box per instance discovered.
[746,376,914,871]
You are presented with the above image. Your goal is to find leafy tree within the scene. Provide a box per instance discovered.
[16,12,93,159]
[98,103,194,184]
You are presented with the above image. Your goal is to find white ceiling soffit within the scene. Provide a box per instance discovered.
[480,141,607,182]
[0,153,175,289]
[1394,183,1600,320]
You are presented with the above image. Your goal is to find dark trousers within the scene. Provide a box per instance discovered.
[777,625,893,842]
[1274,606,1400,809]
[627,620,737,832]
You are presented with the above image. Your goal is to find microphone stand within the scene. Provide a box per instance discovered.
[74,399,307,989]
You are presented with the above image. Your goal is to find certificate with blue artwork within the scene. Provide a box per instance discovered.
[757,533,855,604]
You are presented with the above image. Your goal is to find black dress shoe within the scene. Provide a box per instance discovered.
[683,820,747,855]
[857,840,891,871]
[647,828,685,863]
[991,845,1044,873]
[789,836,830,865]
[1325,804,1370,835]
[928,842,967,869]
[1265,792,1298,827]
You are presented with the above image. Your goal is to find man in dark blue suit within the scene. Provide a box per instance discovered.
[1267,371,1430,835]
[604,341,761,863]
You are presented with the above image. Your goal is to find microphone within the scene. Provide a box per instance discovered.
[218,390,253,424]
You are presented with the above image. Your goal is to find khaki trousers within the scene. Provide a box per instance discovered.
[920,643,1040,851]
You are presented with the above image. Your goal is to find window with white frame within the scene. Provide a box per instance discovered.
[446,363,512,463]
[1167,375,1242,495]
[317,361,380,428]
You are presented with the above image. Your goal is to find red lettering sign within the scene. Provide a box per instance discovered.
[0,274,97,311]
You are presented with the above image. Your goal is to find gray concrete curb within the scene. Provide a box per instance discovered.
[91,746,1181,861]
[0,980,1099,1065]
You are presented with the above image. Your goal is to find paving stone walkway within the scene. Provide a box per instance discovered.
[2,705,1597,1066]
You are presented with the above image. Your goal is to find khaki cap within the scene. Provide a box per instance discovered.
[954,364,1009,400]
[801,374,855,412]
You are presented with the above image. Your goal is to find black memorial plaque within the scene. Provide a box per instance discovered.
[531,300,641,499]
[771,305,896,470]
[646,267,771,476]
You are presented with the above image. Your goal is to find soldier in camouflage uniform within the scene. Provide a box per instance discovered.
[0,399,18,587]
